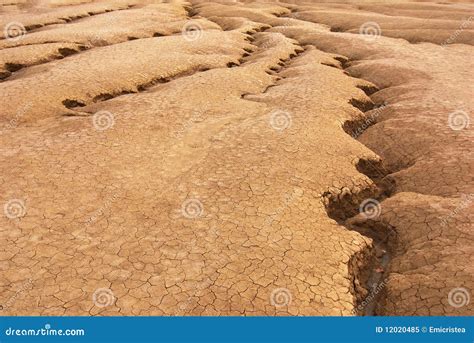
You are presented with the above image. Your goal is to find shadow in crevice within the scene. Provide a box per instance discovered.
[349,97,375,113]
[322,156,397,316]
[62,99,86,108]
[356,84,379,96]
[356,158,396,198]
[4,63,23,72]
[323,158,395,224]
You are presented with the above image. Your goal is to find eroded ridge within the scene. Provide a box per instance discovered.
[0,0,473,317]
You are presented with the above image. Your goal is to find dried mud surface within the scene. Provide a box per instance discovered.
[0,0,473,316]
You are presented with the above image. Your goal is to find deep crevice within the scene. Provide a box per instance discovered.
[4,63,24,72]
[321,62,339,69]
[342,115,374,139]
[349,97,375,113]
[62,99,86,108]
[319,52,402,315]
[0,71,12,80]
[344,99,393,137]
[322,158,395,224]
[333,56,350,69]
[58,47,79,57]
[356,84,379,96]
[323,155,396,316]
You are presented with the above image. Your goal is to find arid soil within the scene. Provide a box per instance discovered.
[0,0,473,316]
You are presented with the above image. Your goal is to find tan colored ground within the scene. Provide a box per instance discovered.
[0,0,473,316]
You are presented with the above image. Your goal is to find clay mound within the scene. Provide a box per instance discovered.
[0,1,135,35]
[0,0,472,317]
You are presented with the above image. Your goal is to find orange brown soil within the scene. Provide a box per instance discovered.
[0,0,473,316]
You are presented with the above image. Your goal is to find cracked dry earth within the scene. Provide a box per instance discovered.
[0,0,473,316]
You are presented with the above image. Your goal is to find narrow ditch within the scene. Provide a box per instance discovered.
[324,158,397,316]
[235,29,394,315]
[321,56,400,316]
